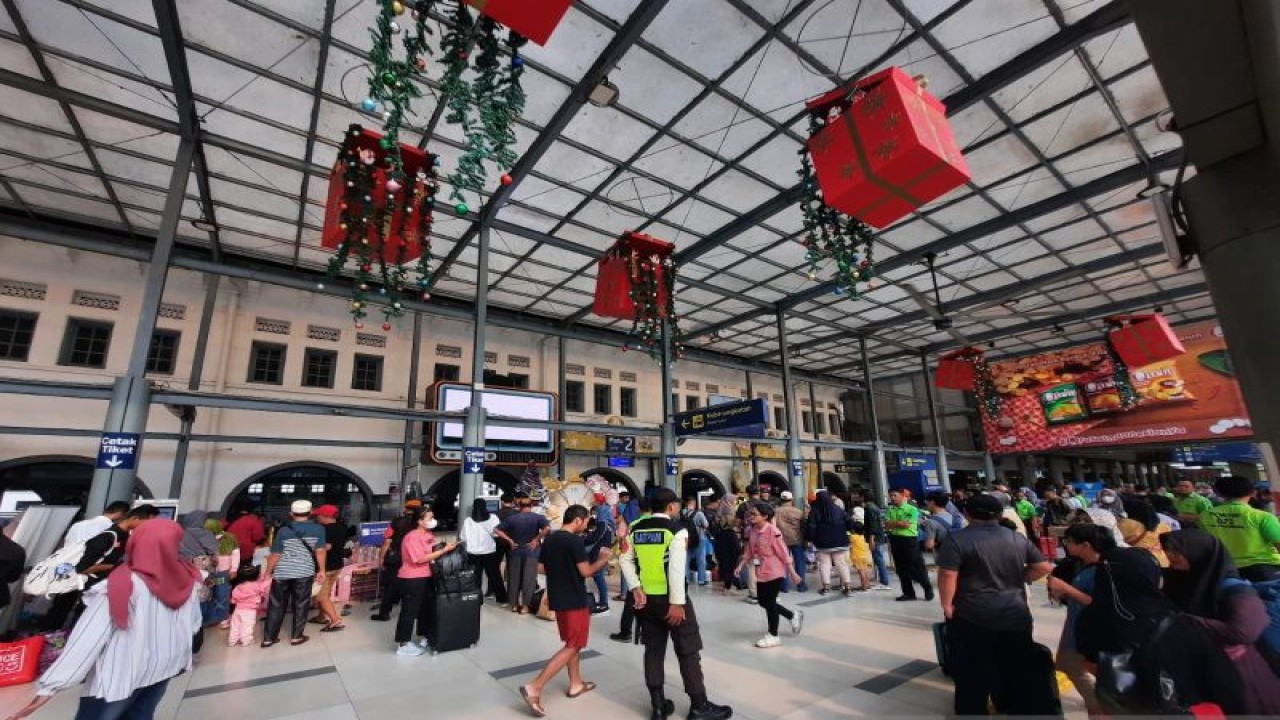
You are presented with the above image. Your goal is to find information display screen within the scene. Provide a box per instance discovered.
[433,383,556,453]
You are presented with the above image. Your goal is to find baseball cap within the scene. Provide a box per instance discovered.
[780,491,794,501]
[967,494,1003,518]
[314,504,339,518]
[290,499,313,515]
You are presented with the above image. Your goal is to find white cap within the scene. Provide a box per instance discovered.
[780,491,794,501]
[290,499,313,515]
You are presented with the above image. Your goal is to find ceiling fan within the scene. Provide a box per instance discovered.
[902,251,973,344]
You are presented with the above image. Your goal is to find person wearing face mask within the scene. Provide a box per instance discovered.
[394,509,458,656]
[1093,489,1125,520]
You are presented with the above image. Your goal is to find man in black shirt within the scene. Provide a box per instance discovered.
[936,494,1053,715]
[520,505,611,717]
[310,505,346,630]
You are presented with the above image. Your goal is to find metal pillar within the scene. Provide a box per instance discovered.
[557,337,568,485]
[460,227,491,516]
[87,137,194,514]
[807,381,824,490]
[776,309,805,511]
[744,369,760,490]
[859,337,889,506]
[982,453,998,487]
[168,274,218,498]
[403,311,423,474]
[659,321,678,493]
[920,354,952,492]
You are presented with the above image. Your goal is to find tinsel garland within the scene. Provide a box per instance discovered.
[1103,335,1141,410]
[626,252,682,360]
[438,3,528,213]
[969,353,1003,419]
[326,126,440,327]
[362,0,436,182]
[799,112,877,297]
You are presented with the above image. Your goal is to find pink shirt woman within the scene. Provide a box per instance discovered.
[397,527,437,580]
[743,520,792,582]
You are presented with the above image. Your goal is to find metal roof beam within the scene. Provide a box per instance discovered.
[671,0,1134,269]
[289,0,337,267]
[683,148,1182,341]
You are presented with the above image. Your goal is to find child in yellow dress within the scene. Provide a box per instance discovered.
[848,506,874,591]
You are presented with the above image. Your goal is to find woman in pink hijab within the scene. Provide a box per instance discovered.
[8,520,202,720]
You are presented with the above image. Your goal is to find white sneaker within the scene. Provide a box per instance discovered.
[790,610,805,636]
[754,634,781,649]
[415,637,431,649]
[872,584,894,591]
[396,642,427,657]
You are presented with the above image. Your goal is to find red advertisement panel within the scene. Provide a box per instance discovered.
[982,322,1252,454]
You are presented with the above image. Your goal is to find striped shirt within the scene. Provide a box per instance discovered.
[270,522,325,580]
[38,577,202,702]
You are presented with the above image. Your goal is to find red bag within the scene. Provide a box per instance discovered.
[806,67,971,228]
[1107,314,1185,366]
[465,0,572,45]
[0,636,45,688]
[1038,536,1059,561]
[935,348,981,390]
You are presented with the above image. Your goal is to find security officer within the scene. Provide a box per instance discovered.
[620,488,733,720]
[885,488,934,602]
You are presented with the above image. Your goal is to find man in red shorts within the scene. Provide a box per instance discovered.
[520,504,612,717]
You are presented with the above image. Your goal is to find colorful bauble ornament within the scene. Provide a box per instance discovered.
[391,1,404,14]
[386,178,401,192]
[361,97,377,112]
[382,323,393,331]
[500,174,513,186]
[455,202,469,215]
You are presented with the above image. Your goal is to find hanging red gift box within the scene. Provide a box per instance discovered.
[592,231,674,320]
[321,127,434,265]
[465,0,572,45]
[1107,314,1186,367]
[936,347,982,390]
[805,67,971,229]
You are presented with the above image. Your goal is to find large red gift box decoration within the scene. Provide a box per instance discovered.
[321,126,434,264]
[0,636,44,688]
[936,347,981,390]
[1107,314,1186,366]
[465,0,572,45]
[805,67,970,228]
[592,231,674,320]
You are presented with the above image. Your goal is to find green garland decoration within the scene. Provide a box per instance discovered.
[1103,334,1141,410]
[361,0,436,183]
[798,112,877,298]
[969,353,1003,419]
[612,242,683,362]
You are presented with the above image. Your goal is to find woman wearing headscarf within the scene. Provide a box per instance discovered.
[460,498,507,605]
[1160,529,1280,716]
[805,490,854,596]
[177,511,218,653]
[204,517,240,628]
[1118,501,1171,567]
[1093,488,1126,519]
[1147,493,1182,531]
[7,520,202,720]
[1077,507,1128,547]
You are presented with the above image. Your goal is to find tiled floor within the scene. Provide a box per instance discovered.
[0,579,1087,719]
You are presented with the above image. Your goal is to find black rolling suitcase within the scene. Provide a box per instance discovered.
[992,640,1062,717]
[431,585,481,653]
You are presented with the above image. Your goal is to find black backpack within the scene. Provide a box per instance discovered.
[679,509,703,546]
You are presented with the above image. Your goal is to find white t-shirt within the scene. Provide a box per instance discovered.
[63,515,113,547]
[460,516,499,555]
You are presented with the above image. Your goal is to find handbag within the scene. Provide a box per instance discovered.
[1093,560,1181,713]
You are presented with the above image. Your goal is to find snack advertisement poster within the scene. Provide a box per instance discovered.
[981,321,1253,454]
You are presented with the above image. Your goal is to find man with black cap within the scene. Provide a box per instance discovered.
[620,488,732,720]
[936,493,1054,715]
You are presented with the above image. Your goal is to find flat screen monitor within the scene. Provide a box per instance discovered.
[433,384,556,453]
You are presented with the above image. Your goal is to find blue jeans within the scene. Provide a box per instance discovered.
[688,545,708,585]
[592,566,609,607]
[74,679,169,720]
[872,541,890,586]
[783,544,809,591]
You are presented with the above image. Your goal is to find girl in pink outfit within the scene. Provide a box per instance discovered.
[735,502,803,648]
[228,566,271,647]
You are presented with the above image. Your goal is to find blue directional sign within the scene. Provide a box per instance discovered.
[665,455,679,476]
[463,447,486,474]
[790,459,804,479]
[673,398,768,437]
[96,432,139,471]
[358,521,390,547]
[608,456,635,469]
[1171,442,1261,465]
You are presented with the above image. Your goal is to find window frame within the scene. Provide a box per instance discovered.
[247,341,287,385]
[0,309,37,362]
[302,347,338,389]
[145,328,181,375]
[620,387,637,418]
[507,372,530,389]
[801,410,812,434]
[564,380,585,413]
[593,383,612,415]
[434,363,460,382]
[58,317,114,369]
[684,395,700,413]
[351,353,384,392]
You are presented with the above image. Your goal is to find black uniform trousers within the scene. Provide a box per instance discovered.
[888,535,932,598]
[636,594,707,700]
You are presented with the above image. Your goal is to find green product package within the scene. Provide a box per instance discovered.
[1039,382,1089,425]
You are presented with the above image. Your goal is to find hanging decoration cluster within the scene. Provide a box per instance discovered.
[970,354,1003,419]
[591,231,682,361]
[936,347,1001,418]
[798,120,877,299]
[438,3,527,214]
[1103,335,1141,411]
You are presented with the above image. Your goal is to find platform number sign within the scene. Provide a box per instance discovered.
[606,435,635,454]
[96,432,139,471]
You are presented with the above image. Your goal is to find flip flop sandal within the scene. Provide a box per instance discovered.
[520,686,546,717]
[260,640,277,648]
[566,681,597,699]
[290,636,310,646]
[307,617,328,624]
[320,625,345,633]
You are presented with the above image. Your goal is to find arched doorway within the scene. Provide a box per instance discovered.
[681,469,727,500]
[822,472,848,496]
[756,470,789,497]
[427,467,520,530]
[222,462,373,523]
[0,455,153,507]
[579,468,641,497]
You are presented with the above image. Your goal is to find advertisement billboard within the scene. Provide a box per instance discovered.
[982,322,1252,454]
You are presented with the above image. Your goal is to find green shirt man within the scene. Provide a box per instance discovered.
[885,501,920,538]
[1200,499,1280,570]
[1015,499,1037,522]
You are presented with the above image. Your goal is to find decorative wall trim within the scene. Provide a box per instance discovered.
[255,317,291,335]
[72,290,120,311]
[307,325,342,342]
[566,363,585,376]
[705,384,720,394]
[0,279,47,301]
[484,351,498,364]
[436,344,462,358]
[684,381,700,391]
[508,354,530,368]
[593,368,612,379]
[158,303,186,321]
[356,333,386,348]
[619,371,637,383]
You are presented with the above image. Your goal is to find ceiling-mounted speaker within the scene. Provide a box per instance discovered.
[1152,190,1196,272]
